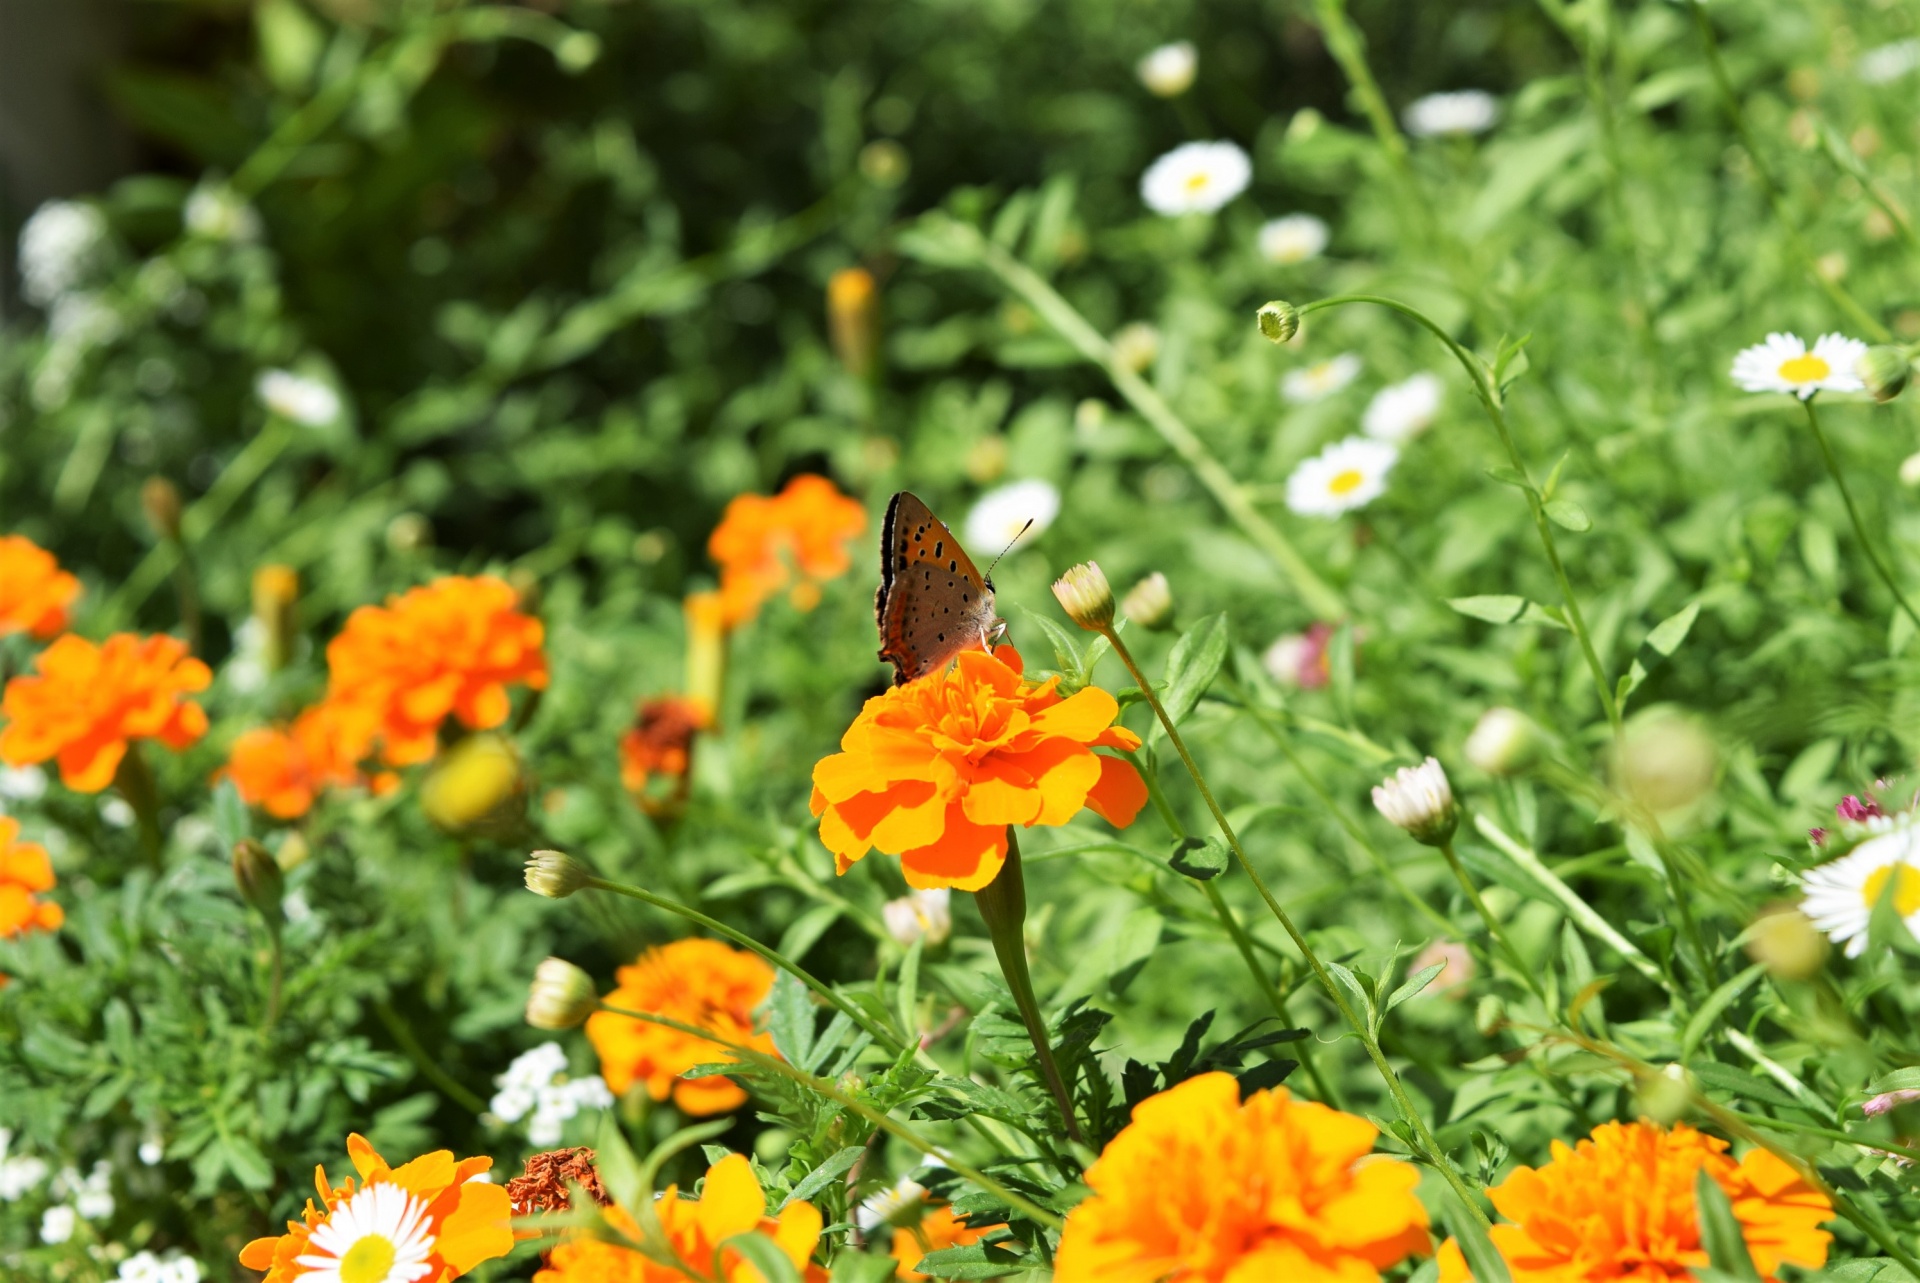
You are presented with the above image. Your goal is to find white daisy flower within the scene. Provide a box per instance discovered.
[1362,372,1445,443]
[1136,41,1197,97]
[1285,437,1399,518]
[1258,213,1329,265]
[256,369,343,426]
[1859,39,1920,85]
[41,1204,76,1244]
[100,798,135,830]
[0,765,48,801]
[1729,332,1868,399]
[18,201,108,305]
[1801,820,1920,958]
[1404,90,1500,138]
[965,479,1060,552]
[1281,352,1362,403]
[856,1175,928,1231]
[1140,141,1252,216]
[883,888,952,947]
[118,1251,202,1283]
[296,1182,436,1283]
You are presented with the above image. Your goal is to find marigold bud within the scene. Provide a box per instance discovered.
[828,267,880,379]
[1635,1064,1692,1125]
[1121,572,1174,631]
[1371,756,1457,846]
[141,477,182,541]
[883,888,952,948]
[1052,562,1115,631]
[525,849,592,899]
[421,734,524,834]
[1257,301,1299,345]
[526,957,598,1030]
[1746,904,1828,981]
[1464,706,1542,775]
[1859,345,1915,403]
[232,838,284,925]
[251,564,299,672]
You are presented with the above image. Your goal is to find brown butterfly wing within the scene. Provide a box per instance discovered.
[875,492,1002,684]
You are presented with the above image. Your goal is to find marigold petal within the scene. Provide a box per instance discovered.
[387,1149,457,1196]
[1084,755,1148,828]
[239,1238,280,1269]
[1028,747,1103,827]
[696,1154,767,1244]
[59,737,126,794]
[869,786,953,854]
[959,762,1046,827]
[673,1074,750,1116]
[772,1201,824,1269]
[436,1178,515,1272]
[1029,685,1122,743]
[901,806,1007,891]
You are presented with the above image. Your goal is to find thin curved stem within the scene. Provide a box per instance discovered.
[1802,399,1920,632]
[1437,839,1548,1008]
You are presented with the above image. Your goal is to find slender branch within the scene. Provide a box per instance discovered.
[1437,838,1549,1008]
[374,1001,486,1114]
[1803,399,1920,631]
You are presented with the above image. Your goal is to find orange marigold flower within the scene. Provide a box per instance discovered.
[709,475,867,627]
[586,938,777,1117]
[0,633,210,792]
[324,575,548,767]
[534,1153,825,1283]
[619,696,709,798]
[0,815,63,941]
[1436,1119,1832,1283]
[1054,1072,1431,1283]
[810,647,1148,892]
[892,1205,1007,1282]
[219,702,370,819]
[237,1133,512,1283]
[0,535,81,641]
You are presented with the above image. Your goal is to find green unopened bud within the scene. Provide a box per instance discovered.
[1745,904,1828,981]
[526,957,598,1030]
[1051,562,1114,631]
[1371,756,1457,846]
[1859,345,1914,403]
[232,838,284,925]
[1635,1063,1693,1124]
[1121,572,1174,631]
[1257,300,1299,345]
[525,849,592,899]
[1463,707,1542,775]
[141,477,182,542]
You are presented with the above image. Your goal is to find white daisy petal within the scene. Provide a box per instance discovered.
[1140,142,1252,216]
[1362,373,1445,443]
[295,1182,437,1283]
[1282,353,1362,403]
[1730,331,1868,400]
[1800,821,1920,958]
[256,369,343,426]
[1258,214,1329,265]
[1285,436,1399,518]
[965,479,1060,552]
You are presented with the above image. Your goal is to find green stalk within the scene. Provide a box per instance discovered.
[1100,626,1489,1223]
[1305,0,1409,170]
[1437,838,1548,1008]
[112,744,164,870]
[1802,399,1920,632]
[375,1001,486,1114]
[974,832,1084,1145]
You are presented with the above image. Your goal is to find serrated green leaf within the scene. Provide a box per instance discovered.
[1680,964,1762,1062]
[781,1146,865,1209]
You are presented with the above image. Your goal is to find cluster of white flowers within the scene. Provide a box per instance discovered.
[1140,142,1252,216]
[1362,372,1445,443]
[964,478,1060,553]
[0,765,48,802]
[256,369,344,427]
[1285,437,1399,518]
[0,1129,50,1202]
[18,200,108,305]
[1258,213,1329,265]
[1282,353,1362,403]
[883,888,952,947]
[490,1042,615,1146]
[118,1251,203,1283]
[1403,90,1500,138]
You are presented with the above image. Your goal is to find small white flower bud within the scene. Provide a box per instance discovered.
[1859,345,1914,403]
[1136,42,1197,98]
[1112,322,1161,374]
[1052,562,1115,631]
[1463,707,1542,775]
[883,889,952,948]
[525,850,593,899]
[1371,756,1458,846]
[526,957,598,1030]
[1257,301,1299,344]
[1121,572,1174,631]
[1901,451,1920,487]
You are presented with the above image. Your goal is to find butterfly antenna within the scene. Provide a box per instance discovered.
[984,519,1036,582]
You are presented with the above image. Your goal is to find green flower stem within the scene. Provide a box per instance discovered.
[1303,0,1408,171]
[1139,767,1343,1109]
[974,832,1085,1145]
[374,1000,486,1114]
[960,230,1347,621]
[1437,839,1549,1008]
[597,1003,1066,1230]
[583,875,906,1056]
[1101,627,1490,1225]
[112,743,164,869]
[1802,399,1920,633]
[1299,294,1623,737]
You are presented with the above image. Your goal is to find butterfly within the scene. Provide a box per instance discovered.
[874,492,1007,685]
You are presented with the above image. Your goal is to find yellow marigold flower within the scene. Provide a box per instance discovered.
[0,536,80,640]
[1054,1072,1431,1283]
[0,633,210,792]
[1435,1120,1833,1283]
[237,1133,512,1283]
[708,475,867,627]
[0,815,63,941]
[585,939,778,1116]
[533,1153,825,1283]
[892,1205,1007,1282]
[324,575,548,767]
[810,646,1147,891]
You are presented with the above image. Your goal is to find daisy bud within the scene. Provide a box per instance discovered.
[1901,451,1920,487]
[1859,345,1914,402]
[275,831,311,872]
[1635,1064,1693,1125]
[526,957,598,1030]
[140,477,182,542]
[1052,562,1115,631]
[828,267,880,379]
[1257,300,1299,345]
[1745,904,1828,981]
[421,733,525,834]
[1463,706,1542,775]
[1136,41,1197,98]
[232,838,284,925]
[883,888,952,948]
[250,563,299,673]
[525,849,592,899]
[1613,706,1718,820]
[1112,322,1161,375]
[1371,756,1458,846]
[1121,572,1175,631]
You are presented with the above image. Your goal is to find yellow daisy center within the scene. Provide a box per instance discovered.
[1184,172,1211,192]
[1777,353,1830,384]
[340,1234,398,1283]
[1862,863,1920,916]
[1327,469,1366,496]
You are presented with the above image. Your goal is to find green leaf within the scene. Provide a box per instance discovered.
[1168,835,1230,881]
[777,903,841,964]
[257,0,327,95]
[764,972,817,1069]
[721,1232,805,1283]
[1680,964,1762,1062]
[908,1242,1025,1279]
[1695,1169,1762,1283]
[780,1146,865,1209]
[1162,612,1230,724]
[831,1255,906,1283]
[212,779,251,852]
[1687,1061,1805,1111]
[1442,1189,1514,1283]
[896,938,924,1040]
[1644,601,1701,657]
[1448,595,1528,625]
[1543,497,1591,532]
[1385,962,1446,1012]
[1019,607,1087,688]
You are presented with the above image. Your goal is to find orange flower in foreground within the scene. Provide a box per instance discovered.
[811,647,1147,891]
[238,1134,512,1283]
[1436,1120,1832,1283]
[0,536,81,640]
[0,816,63,941]
[325,575,547,766]
[1054,1072,1430,1283]
[586,938,778,1116]
[219,702,371,818]
[892,1205,1007,1282]
[534,1153,824,1283]
[0,633,210,792]
[709,475,866,626]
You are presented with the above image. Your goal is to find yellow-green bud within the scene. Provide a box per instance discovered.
[1257,301,1299,345]
[525,849,592,899]
[232,838,284,925]
[1745,905,1828,981]
[420,734,524,834]
[1121,572,1174,631]
[1634,1063,1693,1125]
[1051,562,1115,631]
[1463,707,1542,775]
[526,957,598,1030]
[1859,345,1914,403]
